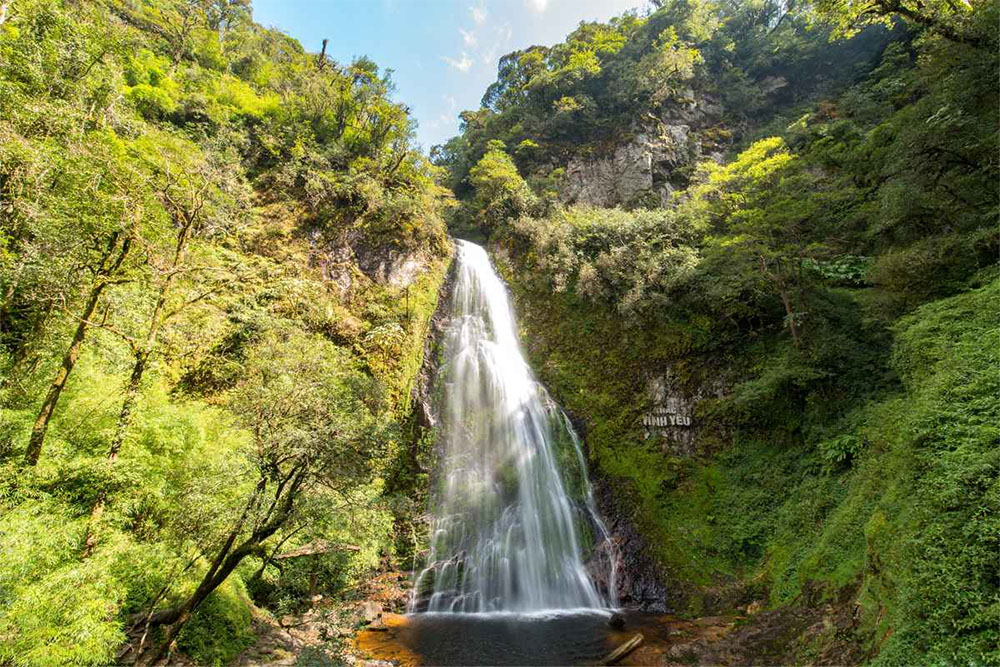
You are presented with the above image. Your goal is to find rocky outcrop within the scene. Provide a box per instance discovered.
[410,254,456,432]
[583,365,729,613]
[562,92,726,208]
[354,244,429,288]
[311,229,435,297]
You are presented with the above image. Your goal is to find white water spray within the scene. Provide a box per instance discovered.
[413,241,617,614]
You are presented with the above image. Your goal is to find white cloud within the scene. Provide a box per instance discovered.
[470,2,487,25]
[481,24,513,66]
[459,28,477,46]
[525,0,548,12]
[442,52,474,72]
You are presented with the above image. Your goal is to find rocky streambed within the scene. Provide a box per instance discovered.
[228,566,861,666]
[354,611,744,666]
[351,595,865,666]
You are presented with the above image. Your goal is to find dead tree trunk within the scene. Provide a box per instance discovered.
[317,38,328,69]
[602,633,643,665]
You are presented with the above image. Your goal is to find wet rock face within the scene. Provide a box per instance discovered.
[409,551,467,613]
[412,257,457,432]
[589,477,671,612]
[562,93,725,208]
[405,255,456,611]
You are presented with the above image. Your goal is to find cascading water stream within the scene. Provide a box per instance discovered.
[412,240,617,614]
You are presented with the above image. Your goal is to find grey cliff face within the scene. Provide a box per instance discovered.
[311,228,432,297]
[562,92,725,208]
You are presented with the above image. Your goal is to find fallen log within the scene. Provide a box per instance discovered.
[128,606,182,630]
[274,540,361,560]
[601,633,643,666]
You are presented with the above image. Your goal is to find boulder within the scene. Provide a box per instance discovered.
[360,601,383,623]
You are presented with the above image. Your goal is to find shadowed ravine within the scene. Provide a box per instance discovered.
[411,240,618,615]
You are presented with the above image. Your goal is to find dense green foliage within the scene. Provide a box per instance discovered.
[1,0,996,663]
[433,0,897,206]
[0,0,449,664]
[446,0,997,663]
[175,578,255,665]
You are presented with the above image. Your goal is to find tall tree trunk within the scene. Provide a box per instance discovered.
[24,285,104,465]
[0,2,10,27]
[779,288,801,348]
[760,256,802,349]
[24,234,131,466]
[137,479,269,665]
[82,349,146,554]
[85,220,192,552]
[141,545,248,665]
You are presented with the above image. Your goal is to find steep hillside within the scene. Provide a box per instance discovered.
[0,1,449,664]
[443,0,998,663]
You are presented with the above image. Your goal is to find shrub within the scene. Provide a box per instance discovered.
[127,84,178,119]
[176,576,255,666]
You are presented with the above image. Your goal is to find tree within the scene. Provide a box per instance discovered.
[481,47,550,113]
[629,27,703,106]
[137,329,385,664]
[204,0,250,34]
[468,141,540,233]
[811,0,990,48]
[0,0,447,663]
[21,138,149,466]
[84,137,249,553]
[680,138,828,346]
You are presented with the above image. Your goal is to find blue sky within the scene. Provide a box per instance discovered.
[251,0,649,150]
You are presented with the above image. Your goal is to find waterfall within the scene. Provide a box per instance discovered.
[412,240,617,614]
